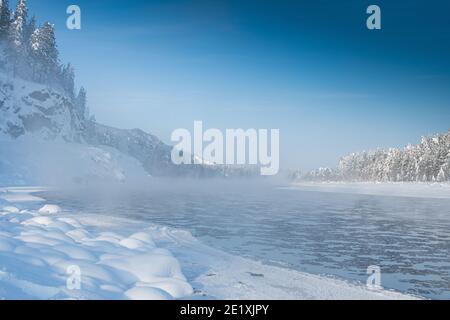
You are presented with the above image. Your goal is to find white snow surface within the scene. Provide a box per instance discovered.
[288,182,450,199]
[0,187,192,300]
[0,187,420,300]
[38,204,62,215]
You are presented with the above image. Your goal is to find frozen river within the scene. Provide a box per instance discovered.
[42,181,450,299]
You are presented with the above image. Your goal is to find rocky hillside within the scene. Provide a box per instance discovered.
[0,73,179,179]
[0,73,258,181]
[0,75,84,142]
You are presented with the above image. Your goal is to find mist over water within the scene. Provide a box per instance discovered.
[40,179,450,300]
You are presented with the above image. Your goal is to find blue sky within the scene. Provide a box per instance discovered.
[25,0,450,169]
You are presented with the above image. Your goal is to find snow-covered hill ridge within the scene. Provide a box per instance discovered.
[0,73,168,184]
[84,121,177,177]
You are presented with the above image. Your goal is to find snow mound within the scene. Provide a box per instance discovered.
[38,205,62,215]
[125,286,173,300]
[76,215,420,300]
[2,206,20,213]
[0,188,193,300]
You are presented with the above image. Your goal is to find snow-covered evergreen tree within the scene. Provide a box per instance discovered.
[296,130,450,183]
[437,167,446,182]
[29,21,58,82]
[75,86,87,119]
[0,0,11,40]
[4,0,28,76]
[39,21,58,76]
[13,0,26,21]
[10,0,28,49]
[1,0,89,129]
[60,63,75,97]
[23,14,35,43]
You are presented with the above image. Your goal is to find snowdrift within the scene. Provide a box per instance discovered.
[0,187,193,299]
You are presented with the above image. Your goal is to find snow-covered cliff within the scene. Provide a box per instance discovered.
[0,74,84,141]
[0,74,164,185]
[0,73,257,185]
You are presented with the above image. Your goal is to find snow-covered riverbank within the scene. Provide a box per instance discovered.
[0,187,419,300]
[0,187,192,299]
[287,182,450,200]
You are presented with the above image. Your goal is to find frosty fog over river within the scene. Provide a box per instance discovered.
[40,181,450,300]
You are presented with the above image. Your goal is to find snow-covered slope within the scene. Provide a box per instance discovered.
[84,121,177,177]
[0,73,169,183]
[0,138,150,187]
